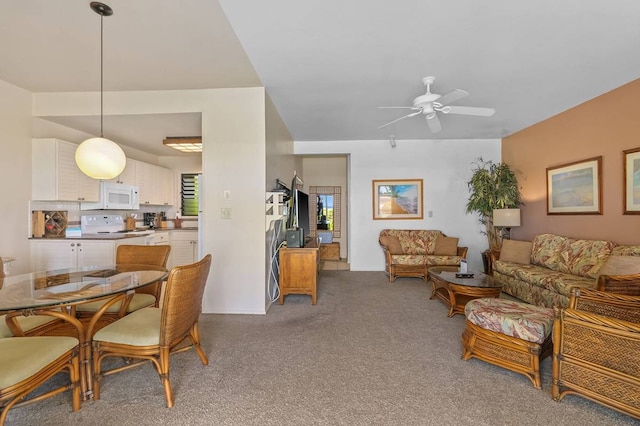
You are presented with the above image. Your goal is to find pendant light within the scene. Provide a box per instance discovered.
[75,2,126,180]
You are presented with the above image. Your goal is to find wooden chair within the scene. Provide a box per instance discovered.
[552,288,640,419]
[0,310,83,425]
[92,254,212,407]
[75,245,171,322]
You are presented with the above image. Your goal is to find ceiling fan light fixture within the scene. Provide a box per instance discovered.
[163,137,203,153]
[75,2,126,180]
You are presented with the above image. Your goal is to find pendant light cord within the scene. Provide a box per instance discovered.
[100,11,104,138]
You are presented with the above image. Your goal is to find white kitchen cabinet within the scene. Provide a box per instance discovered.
[32,138,100,202]
[169,231,198,268]
[32,240,114,271]
[157,167,175,206]
[134,160,157,205]
[106,159,136,185]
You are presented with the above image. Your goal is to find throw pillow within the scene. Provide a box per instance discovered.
[380,236,404,255]
[499,240,533,264]
[597,255,640,277]
[434,236,459,256]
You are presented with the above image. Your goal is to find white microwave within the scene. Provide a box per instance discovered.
[80,182,140,210]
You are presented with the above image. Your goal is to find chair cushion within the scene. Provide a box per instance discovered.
[0,336,78,388]
[434,236,458,256]
[465,298,554,344]
[75,293,156,313]
[499,240,532,264]
[0,315,59,338]
[93,307,161,346]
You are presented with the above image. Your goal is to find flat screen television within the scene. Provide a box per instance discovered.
[296,190,310,241]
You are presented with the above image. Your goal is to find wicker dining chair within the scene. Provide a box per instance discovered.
[92,254,212,407]
[0,310,83,426]
[552,288,640,419]
[75,245,171,322]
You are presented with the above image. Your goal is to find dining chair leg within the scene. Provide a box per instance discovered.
[190,323,209,365]
[159,347,174,408]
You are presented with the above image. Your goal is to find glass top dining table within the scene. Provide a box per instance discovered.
[0,264,168,313]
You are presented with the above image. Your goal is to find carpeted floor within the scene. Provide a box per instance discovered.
[6,271,637,425]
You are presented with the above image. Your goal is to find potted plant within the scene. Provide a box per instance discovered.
[466,158,522,272]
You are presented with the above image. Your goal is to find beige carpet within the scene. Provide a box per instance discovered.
[6,271,636,425]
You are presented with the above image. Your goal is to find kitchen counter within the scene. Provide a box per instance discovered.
[30,233,147,241]
[29,228,197,240]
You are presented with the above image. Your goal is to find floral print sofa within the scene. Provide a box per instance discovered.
[378,229,468,282]
[493,233,640,308]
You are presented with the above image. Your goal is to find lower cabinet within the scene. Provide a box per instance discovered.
[169,231,198,268]
[32,240,115,271]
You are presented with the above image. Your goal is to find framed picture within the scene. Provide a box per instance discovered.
[624,147,640,214]
[546,156,602,215]
[372,179,423,220]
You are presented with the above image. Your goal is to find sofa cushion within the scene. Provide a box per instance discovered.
[556,238,616,278]
[611,245,640,256]
[434,236,459,255]
[390,254,425,265]
[530,234,566,270]
[597,255,640,277]
[426,255,462,266]
[499,240,532,264]
[380,236,404,255]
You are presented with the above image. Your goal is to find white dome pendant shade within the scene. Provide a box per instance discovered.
[75,137,126,179]
[75,2,126,180]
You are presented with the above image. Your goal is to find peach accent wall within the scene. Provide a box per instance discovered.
[502,78,640,244]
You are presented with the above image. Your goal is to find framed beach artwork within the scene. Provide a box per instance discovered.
[623,147,640,214]
[546,156,602,215]
[372,179,423,220]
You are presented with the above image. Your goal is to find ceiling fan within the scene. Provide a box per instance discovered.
[378,76,495,133]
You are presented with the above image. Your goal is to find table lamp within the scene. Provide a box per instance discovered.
[493,208,521,241]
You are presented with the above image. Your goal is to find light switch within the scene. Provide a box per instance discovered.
[221,208,232,219]
[223,190,231,200]
[428,211,433,217]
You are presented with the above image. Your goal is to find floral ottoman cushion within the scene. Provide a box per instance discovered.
[464,298,554,344]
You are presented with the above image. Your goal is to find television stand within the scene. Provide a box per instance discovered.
[278,239,320,304]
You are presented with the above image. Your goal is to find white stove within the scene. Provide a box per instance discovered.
[81,215,154,235]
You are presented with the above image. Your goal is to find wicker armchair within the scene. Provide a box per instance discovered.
[75,245,171,321]
[552,288,640,419]
[597,272,640,296]
[92,254,212,407]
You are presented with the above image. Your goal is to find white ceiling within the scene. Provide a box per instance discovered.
[2,1,640,155]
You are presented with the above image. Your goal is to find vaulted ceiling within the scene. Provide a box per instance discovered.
[1,1,639,155]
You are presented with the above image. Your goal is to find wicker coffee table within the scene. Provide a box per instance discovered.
[428,267,502,317]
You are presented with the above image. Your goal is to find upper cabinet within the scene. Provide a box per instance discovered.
[32,138,175,205]
[135,160,175,206]
[32,138,100,202]
[105,158,136,185]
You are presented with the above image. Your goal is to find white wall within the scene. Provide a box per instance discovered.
[0,80,32,274]
[295,139,502,272]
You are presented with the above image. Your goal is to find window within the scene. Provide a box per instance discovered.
[181,173,200,216]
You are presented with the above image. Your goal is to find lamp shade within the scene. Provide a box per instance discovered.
[493,208,521,227]
[75,137,126,179]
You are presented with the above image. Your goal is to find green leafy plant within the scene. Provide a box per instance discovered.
[466,158,522,252]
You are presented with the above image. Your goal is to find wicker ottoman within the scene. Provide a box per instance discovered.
[462,298,554,389]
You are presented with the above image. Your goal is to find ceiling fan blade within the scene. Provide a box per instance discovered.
[378,111,421,129]
[426,114,442,133]
[378,106,419,110]
[437,89,469,106]
[442,105,495,117]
